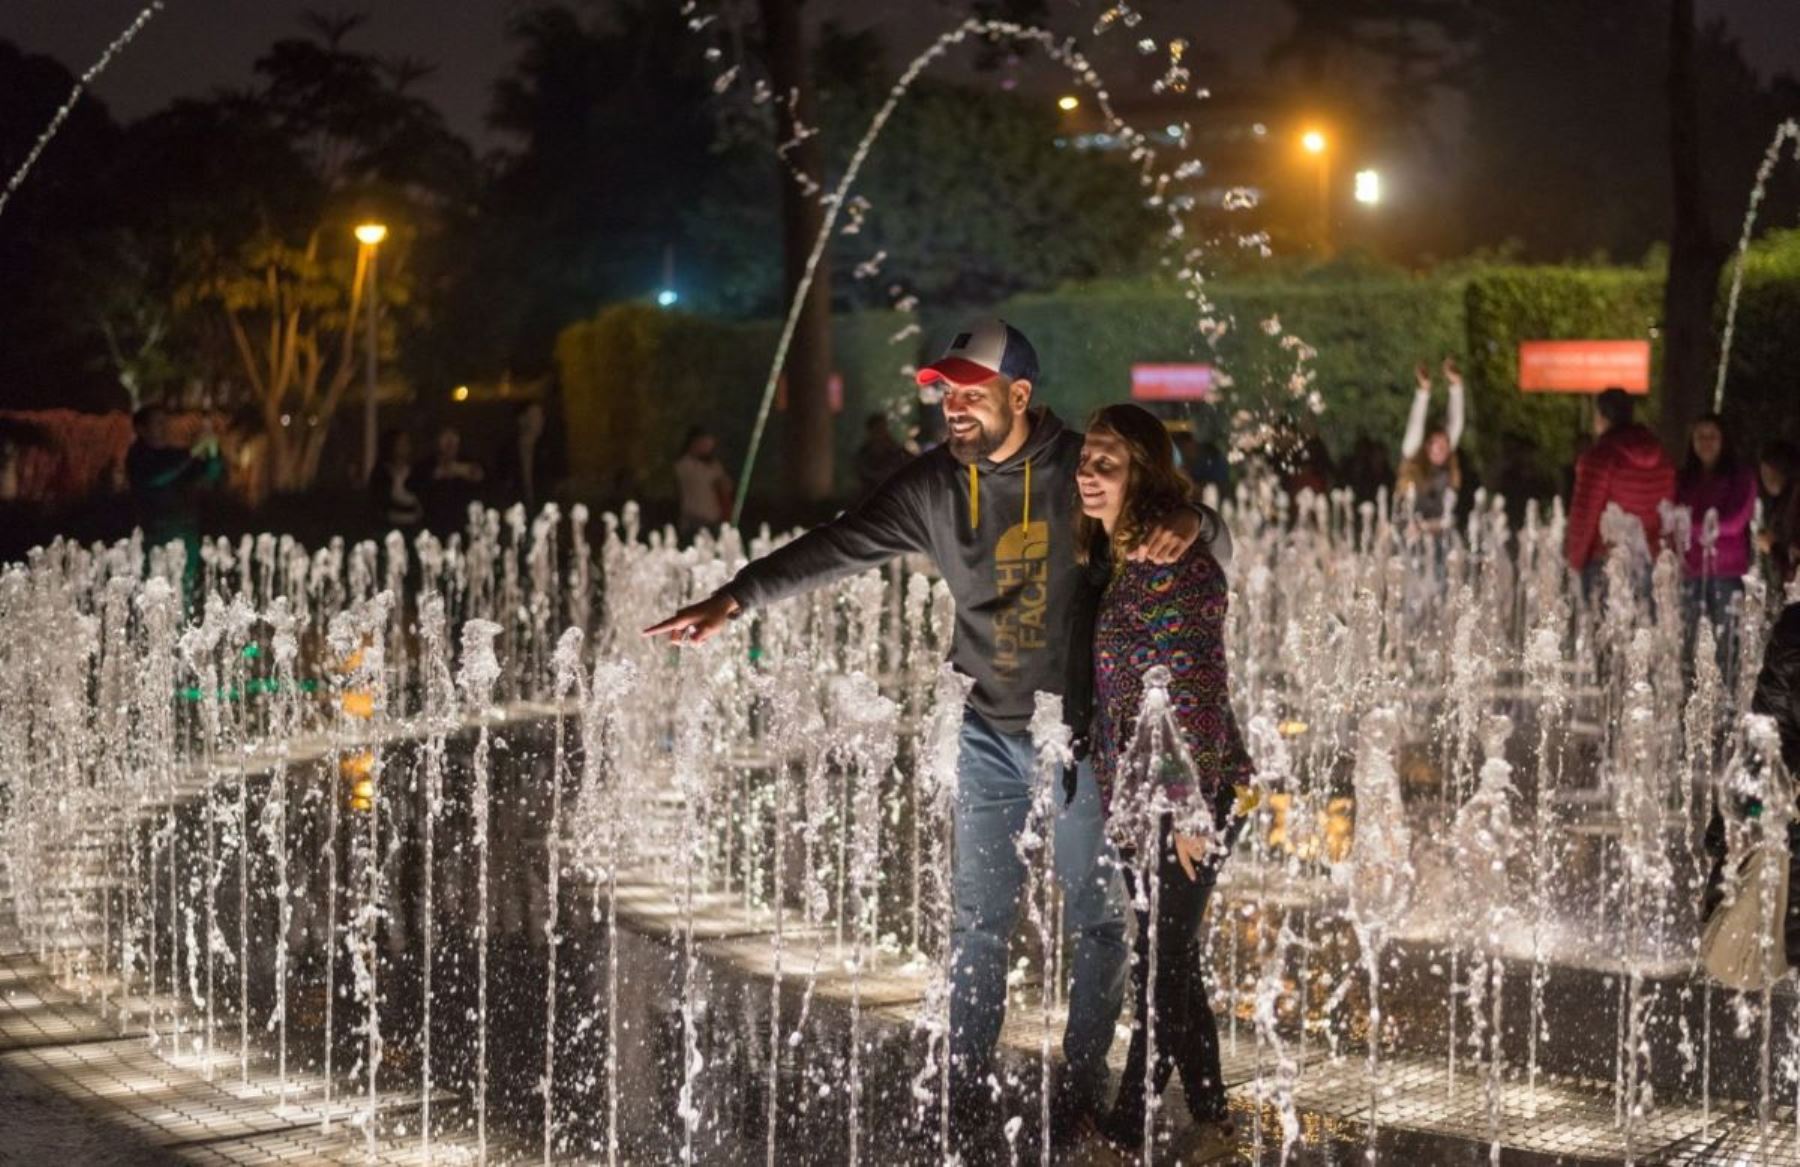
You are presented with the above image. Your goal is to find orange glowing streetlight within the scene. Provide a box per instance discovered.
[1298,128,1331,253]
[354,222,388,483]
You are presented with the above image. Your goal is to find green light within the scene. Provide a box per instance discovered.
[241,644,261,659]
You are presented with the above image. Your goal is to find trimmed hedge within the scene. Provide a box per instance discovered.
[557,305,913,500]
[1461,265,1665,487]
[1718,230,1800,459]
[557,248,1798,507]
[972,275,1465,454]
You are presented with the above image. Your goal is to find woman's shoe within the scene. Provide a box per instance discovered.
[1171,1118,1239,1163]
[1093,1105,1146,1156]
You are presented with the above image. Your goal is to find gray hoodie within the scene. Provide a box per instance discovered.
[724,407,1090,733]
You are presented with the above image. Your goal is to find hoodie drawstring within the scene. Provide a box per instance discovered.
[968,457,1032,532]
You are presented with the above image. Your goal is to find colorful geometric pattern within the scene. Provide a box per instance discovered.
[1091,542,1253,817]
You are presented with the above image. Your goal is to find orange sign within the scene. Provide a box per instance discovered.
[1131,363,1218,402]
[1518,340,1650,394]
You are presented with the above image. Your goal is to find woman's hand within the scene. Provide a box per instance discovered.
[1172,831,1211,882]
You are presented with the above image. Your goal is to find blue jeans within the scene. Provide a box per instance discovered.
[949,706,1130,1107]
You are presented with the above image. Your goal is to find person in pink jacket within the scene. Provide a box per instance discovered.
[1677,412,1759,682]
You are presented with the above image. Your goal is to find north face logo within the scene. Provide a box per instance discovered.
[992,518,1050,682]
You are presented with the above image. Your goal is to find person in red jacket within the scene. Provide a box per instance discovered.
[1565,388,1677,590]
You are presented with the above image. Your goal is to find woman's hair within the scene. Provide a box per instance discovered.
[1400,422,1461,494]
[1679,412,1737,485]
[1073,403,1201,566]
[678,425,710,457]
[1761,438,1799,490]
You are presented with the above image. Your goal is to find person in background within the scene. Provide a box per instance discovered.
[370,428,423,531]
[673,426,733,539]
[1702,600,1800,964]
[1396,357,1465,529]
[127,404,222,597]
[421,424,484,536]
[1564,388,1676,595]
[1173,430,1232,499]
[0,432,22,502]
[494,401,558,513]
[1273,416,1334,499]
[1758,439,1799,591]
[1676,413,1758,681]
[852,411,910,498]
[1074,403,1251,1162]
[1342,431,1394,505]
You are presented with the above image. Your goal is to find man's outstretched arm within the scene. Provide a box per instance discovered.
[644,463,929,644]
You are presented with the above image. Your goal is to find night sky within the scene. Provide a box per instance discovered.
[0,0,1792,169]
[13,0,1793,152]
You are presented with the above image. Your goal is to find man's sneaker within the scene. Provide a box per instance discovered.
[1049,1096,1103,1152]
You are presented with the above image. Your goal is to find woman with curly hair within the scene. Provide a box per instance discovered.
[1072,402,1253,1161]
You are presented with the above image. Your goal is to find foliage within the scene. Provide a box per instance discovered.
[479,3,721,363]
[0,43,126,410]
[558,251,1795,508]
[168,16,473,490]
[966,271,1464,460]
[555,305,911,501]
[1460,264,1664,486]
[1717,229,1800,454]
[819,80,1163,308]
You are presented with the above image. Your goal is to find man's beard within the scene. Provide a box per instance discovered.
[947,413,1012,466]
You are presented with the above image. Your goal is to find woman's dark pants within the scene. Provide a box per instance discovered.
[1109,816,1231,1136]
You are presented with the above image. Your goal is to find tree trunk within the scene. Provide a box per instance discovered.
[759,0,835,502]
[1659,0,1725,449]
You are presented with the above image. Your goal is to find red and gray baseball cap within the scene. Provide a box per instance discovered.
[915,318,1040,387]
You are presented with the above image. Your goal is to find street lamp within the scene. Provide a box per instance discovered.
[355,222,387,484]
[1057,94,1080,112]
[1299,129,1330,254]
[1354,168,1382,206]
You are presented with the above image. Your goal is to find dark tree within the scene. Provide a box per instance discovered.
[0,43,126,411]
[1660,0,1727,449]
[758,0,835,503]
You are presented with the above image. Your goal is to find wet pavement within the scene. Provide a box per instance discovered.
[5,712,1800,1165]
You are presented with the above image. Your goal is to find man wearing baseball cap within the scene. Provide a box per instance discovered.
[646,318,1210,1152]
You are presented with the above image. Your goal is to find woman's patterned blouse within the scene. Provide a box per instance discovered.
[1092,539,1253,820]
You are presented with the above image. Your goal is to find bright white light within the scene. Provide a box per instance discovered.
[1354,168,1382,206]
[1057,95,1080,112]
[354,223,387,246]
[657,289,679,308]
